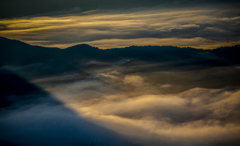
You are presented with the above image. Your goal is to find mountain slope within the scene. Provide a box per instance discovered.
[1,37,240,78]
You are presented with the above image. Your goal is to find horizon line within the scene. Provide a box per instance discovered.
[1,36,240,50]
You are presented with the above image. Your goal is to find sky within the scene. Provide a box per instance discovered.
[0,0,240,49]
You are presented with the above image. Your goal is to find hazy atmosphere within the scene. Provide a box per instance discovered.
[1,0,240,49]
[1,0,240,146]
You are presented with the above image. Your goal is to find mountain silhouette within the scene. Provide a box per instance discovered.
[0,67,63,109]
[1,37,240,78]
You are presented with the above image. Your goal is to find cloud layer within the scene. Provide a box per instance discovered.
[0,0,240,19]
[33,63,240,146]
[0,7,240,49]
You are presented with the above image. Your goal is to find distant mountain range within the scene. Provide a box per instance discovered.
[1,37,240,78]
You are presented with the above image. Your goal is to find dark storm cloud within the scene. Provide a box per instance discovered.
[0,0,240,19]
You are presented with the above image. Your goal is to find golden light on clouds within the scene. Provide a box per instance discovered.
[1,1,240,146]
[1,8,239,49]
[42,72,240,146]
[77,38,240,49]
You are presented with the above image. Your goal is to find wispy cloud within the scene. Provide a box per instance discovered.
[0,0,239,19]
[0,8,239,49]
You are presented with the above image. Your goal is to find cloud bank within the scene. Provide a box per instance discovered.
[0,8,240,49]
[33,63,240,146]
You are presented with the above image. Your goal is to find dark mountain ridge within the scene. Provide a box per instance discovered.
[1,37,240,78]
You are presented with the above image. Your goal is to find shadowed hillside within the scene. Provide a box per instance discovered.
[0,68,135,146]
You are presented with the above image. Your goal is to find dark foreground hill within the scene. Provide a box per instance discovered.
[0,68,135,146]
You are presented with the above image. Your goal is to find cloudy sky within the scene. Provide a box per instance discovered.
[0,0,240,49]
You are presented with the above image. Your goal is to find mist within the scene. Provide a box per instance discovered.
[32,60,240,146]
[1,37,240,145]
